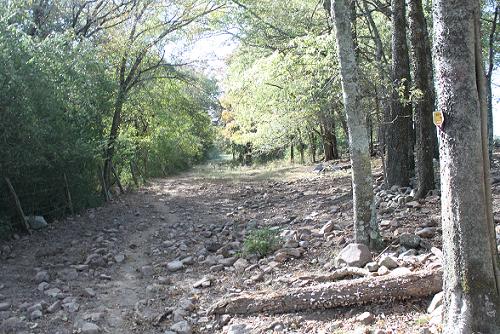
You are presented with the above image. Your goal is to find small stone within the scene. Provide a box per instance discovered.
[170,320,192,334]
[27,303,42,313]
[58,268,78,281]
[80,322,101,334]
[298,240,309,248]
[141,265,154,277]
[167,260,184,272]
[377,266,389,276]
[34,271,50,283]
[47,300,61,313]
[179,299,195,311]
[193,277,211,288]
[399,233,421,249]
[210,264,224,272]
[114,254,125,263]
[37,282,50,291]
[27,216,48,230]
[390,267,412,276]
[378,255,399,269]
[218,257,237,266]
[365,262,379,272]
[406,201,421,208]
[320,221,335,234]
[427,291,444,314]
[74,264,89,271]
[0,302,11,311]
[29,309,43,320]
[158,276,172,285]
[83,287,96,297]
[416,227,436,238]
[227,323,250,334]
[335,243,372,268]
[233,258,249,272]
[283,240,299,248]
[0,317,25,332]
[357,311,375,325]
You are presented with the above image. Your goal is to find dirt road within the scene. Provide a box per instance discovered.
[0,165,457,333]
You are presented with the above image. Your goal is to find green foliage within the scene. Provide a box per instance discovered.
[242,227,282,258]
[0,3,218,235]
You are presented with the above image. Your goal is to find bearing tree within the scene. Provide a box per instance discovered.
[433,0,500,332]
[331,0,382,248]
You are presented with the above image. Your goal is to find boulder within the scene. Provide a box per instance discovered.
[335,243,372,268]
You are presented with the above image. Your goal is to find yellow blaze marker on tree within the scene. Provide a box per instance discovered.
[433,111,444,127]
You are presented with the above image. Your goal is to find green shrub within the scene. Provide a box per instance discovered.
[242,228,282,258]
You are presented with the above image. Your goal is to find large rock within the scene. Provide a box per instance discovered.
[335,243,372,268]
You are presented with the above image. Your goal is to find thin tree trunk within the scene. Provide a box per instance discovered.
[103,86,126,193]
[386,0,414,187]
[331,0,382,248]
[432,0,500,332]
[408,0,435,198]
[310,131,317,163]
[290,142,295,164]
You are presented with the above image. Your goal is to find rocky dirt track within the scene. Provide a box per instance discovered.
[2,162,500,334]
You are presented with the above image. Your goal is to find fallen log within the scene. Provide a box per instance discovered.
[209,269,442,315]
[295,267,370,283]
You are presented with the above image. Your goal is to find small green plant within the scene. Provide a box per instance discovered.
[242,228,282,258]
[415,316,431,326]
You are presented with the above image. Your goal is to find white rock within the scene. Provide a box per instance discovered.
[357,311,375,325]
[378,255,399,269]
[233,258,249,272]
[167,260,184,272]
[34,271,50,283]
[335,243,372,268]
[427,291,443,314]
[170,320,192,334]
[80,322,101,334]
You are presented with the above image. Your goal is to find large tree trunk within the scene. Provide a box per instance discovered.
[386,0,414,187]
[408,0,435,198]
[209,270,442,315]
[432,1,500,332]
[331,0,382,248]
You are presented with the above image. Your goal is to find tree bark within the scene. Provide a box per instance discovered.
[408,0,435,198]
[209,269,442,315]
[486,5,499,163]
[103,85,126,191]
[432,1,500,332]
[309,131,317,163]
[331,0,382,248]
[386,0,414,187]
